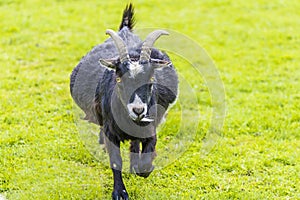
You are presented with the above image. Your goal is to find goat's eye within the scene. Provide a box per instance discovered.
[150,76,155,82]
[116,77,121,83]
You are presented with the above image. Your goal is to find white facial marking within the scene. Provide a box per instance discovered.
[148,84,154,102]
[127,94,147,120]
[129,62,144,78]
[133,94,144,105]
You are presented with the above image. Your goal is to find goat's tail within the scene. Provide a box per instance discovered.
[119,3,135,31]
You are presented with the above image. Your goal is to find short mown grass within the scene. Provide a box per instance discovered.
[1,0,300,199]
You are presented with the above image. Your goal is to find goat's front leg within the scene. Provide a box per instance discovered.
[104,134,128,200]
[130,140,140,174]
[137,135,157,178]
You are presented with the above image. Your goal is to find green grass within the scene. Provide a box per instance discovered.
[1,0,300,199]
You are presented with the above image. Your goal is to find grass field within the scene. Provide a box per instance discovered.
[1,0,300,199]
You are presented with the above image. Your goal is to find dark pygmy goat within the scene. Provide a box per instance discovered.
[70,4,178,200]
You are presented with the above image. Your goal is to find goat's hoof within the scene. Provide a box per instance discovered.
[136,165,154,178]
[130,164,154,178]
[112,189,129,200]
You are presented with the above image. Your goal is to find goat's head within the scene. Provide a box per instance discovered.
[100,29,170,123]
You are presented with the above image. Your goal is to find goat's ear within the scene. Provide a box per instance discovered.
[150,58,172,68]
[99,58,119,69]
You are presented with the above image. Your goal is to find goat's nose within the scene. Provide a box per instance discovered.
[133,107,144,116]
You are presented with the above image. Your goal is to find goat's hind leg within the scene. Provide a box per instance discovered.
[98,128,107,153]
[99,127,104,144]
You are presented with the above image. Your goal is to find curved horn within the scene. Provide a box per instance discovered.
[106,29,129,63]
[140,30,169,62]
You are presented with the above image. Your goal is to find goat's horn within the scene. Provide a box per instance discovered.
[106,29,129,63]
[140,30,169,62]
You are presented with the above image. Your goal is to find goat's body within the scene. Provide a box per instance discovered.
[70,4,178,200]
[70,27,177,127]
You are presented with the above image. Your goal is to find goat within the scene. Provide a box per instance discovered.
[70,4,178,200]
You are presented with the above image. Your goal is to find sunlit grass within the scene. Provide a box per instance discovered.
[1,0,300,199]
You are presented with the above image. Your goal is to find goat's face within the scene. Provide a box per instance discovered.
[115,60,155,122]
[100,29,170,123]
